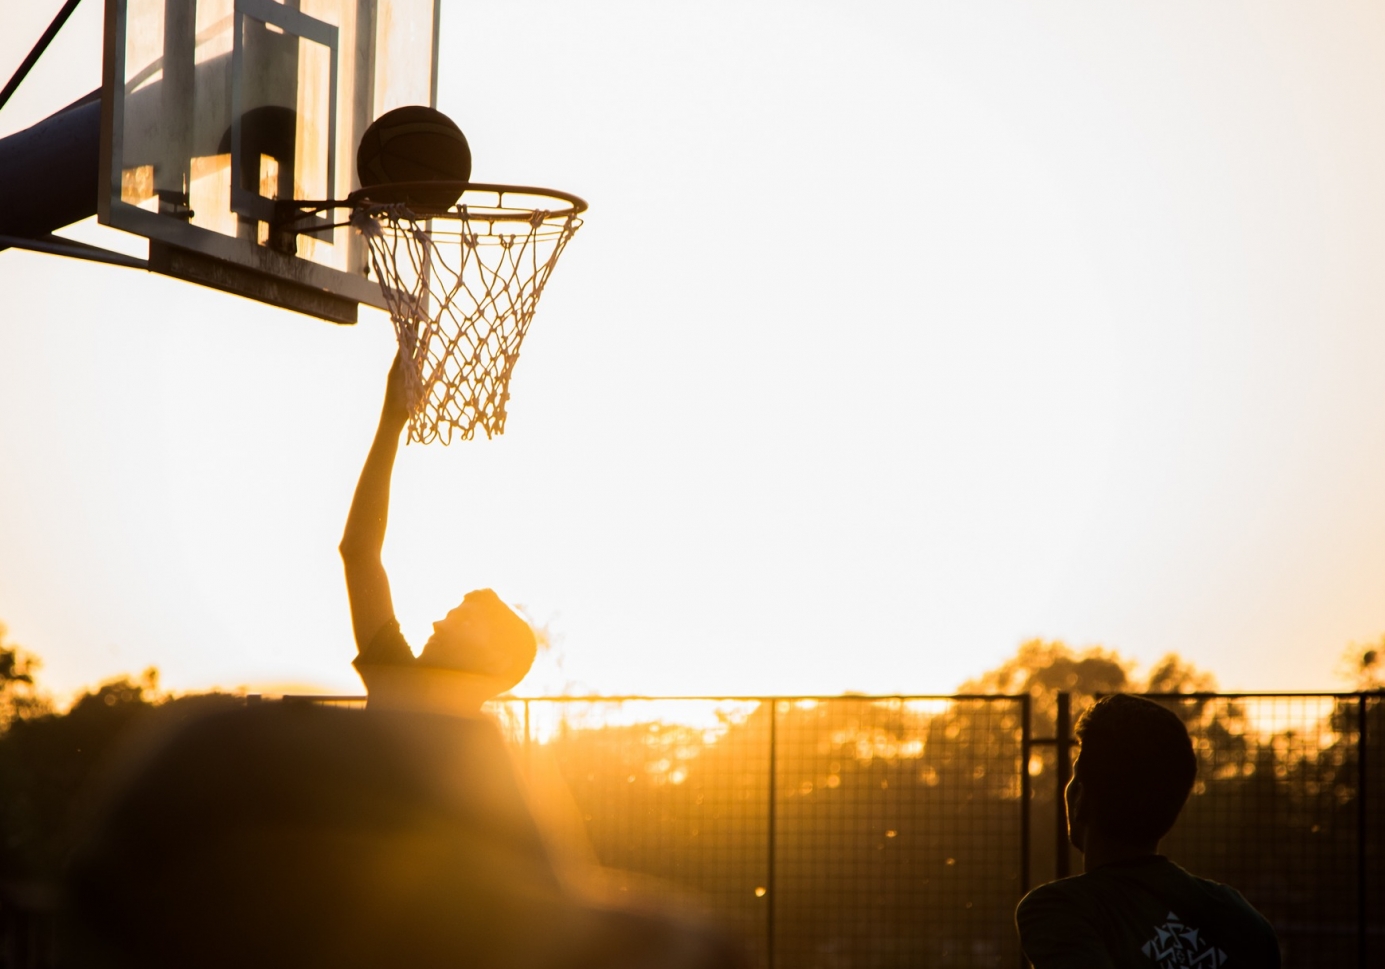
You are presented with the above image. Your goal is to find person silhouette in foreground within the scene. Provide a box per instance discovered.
[339,352,537,712]
[1016,694,1280,968]
[58,356,745,969]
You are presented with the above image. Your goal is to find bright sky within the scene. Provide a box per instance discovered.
[2,1,1384,701]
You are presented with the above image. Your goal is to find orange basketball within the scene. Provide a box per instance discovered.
[356,105,471,208]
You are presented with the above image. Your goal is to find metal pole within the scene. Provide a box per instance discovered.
[524,699,532,781]
[429,0,442,110]
[1020,693,1032,892]
[0,0,85,114]
[1358,693,1368,969]
[767,700,778,969]
[1054,692,1072,881]
[1020,693,1032,969]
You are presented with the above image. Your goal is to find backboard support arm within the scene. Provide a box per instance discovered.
[0,233,146,270]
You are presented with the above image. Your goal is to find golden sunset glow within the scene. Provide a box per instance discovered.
[4,2,1385,703]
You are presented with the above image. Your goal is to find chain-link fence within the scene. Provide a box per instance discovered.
[479,692,1379,969]
[1,690,1376,969]
[489,696,1029,969]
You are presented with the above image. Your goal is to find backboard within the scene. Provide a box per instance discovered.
[99,0,438,324]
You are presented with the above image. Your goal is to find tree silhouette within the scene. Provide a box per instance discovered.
[1339,637,1384,690]
[958,638,1132,737]
[0,624,51,727]
[0,665,242,895]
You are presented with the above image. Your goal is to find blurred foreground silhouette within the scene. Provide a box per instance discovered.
[61,702,743,969]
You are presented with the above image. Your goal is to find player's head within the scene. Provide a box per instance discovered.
[360,591,538,717]
[1067,694,1197,850]
[419,588,537,693]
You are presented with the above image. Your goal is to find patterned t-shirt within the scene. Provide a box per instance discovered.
[1016,856,1279,968]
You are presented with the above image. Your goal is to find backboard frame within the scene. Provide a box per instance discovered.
[97,0,439,322]
[229,0,338,233]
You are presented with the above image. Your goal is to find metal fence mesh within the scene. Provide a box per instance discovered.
[493,699,772,965]
[281,691,1381,969]
[491,697,1026,969]
[773,698,1025,969]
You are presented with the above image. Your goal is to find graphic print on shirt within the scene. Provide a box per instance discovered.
[1142,911,1228,967]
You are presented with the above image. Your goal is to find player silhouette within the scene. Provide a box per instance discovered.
[1016,694,1280,968]
[60,353,746,968]
[339,353,537,713]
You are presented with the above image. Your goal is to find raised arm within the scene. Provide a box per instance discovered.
[340,355,410,651]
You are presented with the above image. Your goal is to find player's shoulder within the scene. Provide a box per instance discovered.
[1133,859,1280,960]
[1151,859,1265,911]
[1018,874,1086,905]
[1016,873,1105,924]
[1182,870,1277,931]
[1016,876,1119,969]
[1182,867,1247,900]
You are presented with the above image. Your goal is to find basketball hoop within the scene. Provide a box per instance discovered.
[335,181,585,444]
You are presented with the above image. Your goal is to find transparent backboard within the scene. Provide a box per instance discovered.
[99,0,438,320]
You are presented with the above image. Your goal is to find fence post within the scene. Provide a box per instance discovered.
[1020,693,1031,895]
[767,700,778,969]
[1020,693,1033,969]
[1054,692,1072,880]
[1359,693,1368,969]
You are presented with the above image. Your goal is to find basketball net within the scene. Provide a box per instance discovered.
[352,201,582,443]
